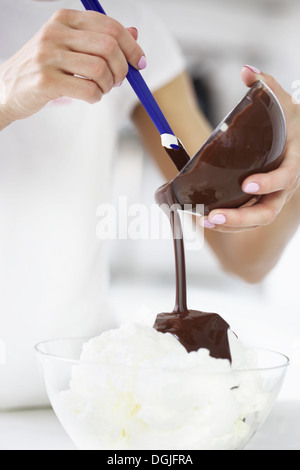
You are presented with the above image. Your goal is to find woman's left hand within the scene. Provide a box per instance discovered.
[202,65,300,233]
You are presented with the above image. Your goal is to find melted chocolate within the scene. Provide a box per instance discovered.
[153,207,232,361]
[162,82,286,215]
[154,310,231,358]
[164,141,190,172]
[153,82,286,361]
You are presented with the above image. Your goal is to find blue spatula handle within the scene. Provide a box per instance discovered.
[80,0,175,138]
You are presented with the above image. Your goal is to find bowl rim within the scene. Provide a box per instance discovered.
[34,336,290,374]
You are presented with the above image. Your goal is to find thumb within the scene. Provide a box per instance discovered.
[241,65,261,87]
[241,65,290,108]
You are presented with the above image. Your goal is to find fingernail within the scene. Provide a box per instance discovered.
[202,220,216,229]
[113,81,123,88]
[244,64,261,75]
[138,56,147,70]
[244,182,260,194]
[210,214,226,225]
[130,27,138,34]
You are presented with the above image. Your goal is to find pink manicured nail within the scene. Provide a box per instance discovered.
[129,27,138,35]
[210,214,226,225]
[202,220,216,229]
[113,82,123,88]
[244,182,260,194]
[138,56,147,70]
[244,65,261,75]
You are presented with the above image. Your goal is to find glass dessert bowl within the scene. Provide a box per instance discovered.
[35,328,289,451]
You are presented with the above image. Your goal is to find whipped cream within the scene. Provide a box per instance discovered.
[54,323,270,450]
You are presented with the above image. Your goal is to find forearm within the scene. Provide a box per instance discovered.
[206,187,300,283]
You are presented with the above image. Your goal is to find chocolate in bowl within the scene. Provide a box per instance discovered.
[156,80,287,215]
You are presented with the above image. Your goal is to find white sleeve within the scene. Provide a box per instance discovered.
[106,0,187,120]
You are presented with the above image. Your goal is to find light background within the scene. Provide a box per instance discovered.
[109,0,300,402]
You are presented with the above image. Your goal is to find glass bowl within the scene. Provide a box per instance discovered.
[156,80,287,215]
[35,336,289,450]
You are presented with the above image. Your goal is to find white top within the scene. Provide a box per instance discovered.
[0,0,185,409]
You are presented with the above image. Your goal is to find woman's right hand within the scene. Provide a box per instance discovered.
[0,9,146,128]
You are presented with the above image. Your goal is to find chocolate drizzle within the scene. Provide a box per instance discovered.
[153,202,232,361]
[153,81,286,361]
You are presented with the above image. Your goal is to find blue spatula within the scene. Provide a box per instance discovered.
[80,0,190,171]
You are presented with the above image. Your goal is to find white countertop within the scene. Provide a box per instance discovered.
[0,400,299,450]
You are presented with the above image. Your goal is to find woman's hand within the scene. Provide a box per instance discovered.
[0,9,146,128]
[202,65,300,233]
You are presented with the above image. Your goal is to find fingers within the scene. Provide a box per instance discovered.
[63,30,130,86]
[241,65,292,112]
[208,65,300,234]
[127,27,138,41]
[53,9,146,72]
[37,9,147,99]
[58,47,122,94]
[242,163,299,197]
[61,26,142,87]
[201,192,286,233]
[240,65,261,87]
[200,66,300,234]
[52,72,103,104]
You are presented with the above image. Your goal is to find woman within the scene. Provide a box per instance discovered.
[0,0,299,409]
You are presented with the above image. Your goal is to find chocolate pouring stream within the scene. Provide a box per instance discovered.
[153,197,232,361]
[153,82,286,360]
